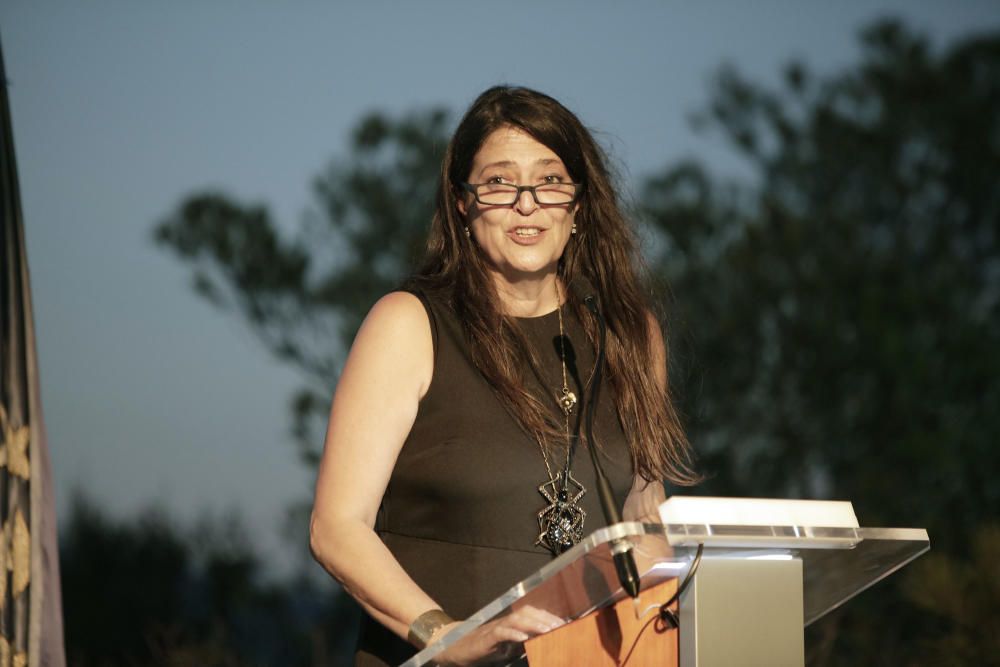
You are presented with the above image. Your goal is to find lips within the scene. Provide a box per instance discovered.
[508,226,547,244]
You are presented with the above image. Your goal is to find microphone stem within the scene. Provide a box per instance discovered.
[584,295,641,599]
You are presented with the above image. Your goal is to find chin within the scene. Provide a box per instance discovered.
[498,259,561,279]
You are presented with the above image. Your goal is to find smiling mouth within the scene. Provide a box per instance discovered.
[513,227,544,237]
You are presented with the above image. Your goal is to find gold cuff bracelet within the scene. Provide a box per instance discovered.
[407,608,454,650]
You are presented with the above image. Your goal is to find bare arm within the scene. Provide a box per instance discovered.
[309,291,439,639]
[622,311,669,521]
[623,475,667,522]
[310,292,562,659]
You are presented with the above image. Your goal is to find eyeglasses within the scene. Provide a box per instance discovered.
[459,181,583,206]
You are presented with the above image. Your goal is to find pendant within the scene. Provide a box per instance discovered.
[536,473,587,555]
[558,387,577,416]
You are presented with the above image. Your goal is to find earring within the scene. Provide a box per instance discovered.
[571,223,577,235]
[464,227,471,238]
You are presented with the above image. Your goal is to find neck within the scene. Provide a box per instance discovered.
[491,271,563,317]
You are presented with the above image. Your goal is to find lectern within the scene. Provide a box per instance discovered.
[400,499,929,667]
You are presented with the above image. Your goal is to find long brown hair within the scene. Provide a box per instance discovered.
[405,86,697,485]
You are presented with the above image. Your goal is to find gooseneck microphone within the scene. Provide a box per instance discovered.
[579,284,641,599]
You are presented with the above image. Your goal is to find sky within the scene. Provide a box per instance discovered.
[1,1,997,578]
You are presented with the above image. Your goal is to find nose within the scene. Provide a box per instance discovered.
[514,187,537,215]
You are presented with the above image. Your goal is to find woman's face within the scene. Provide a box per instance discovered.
[458,126,576,288]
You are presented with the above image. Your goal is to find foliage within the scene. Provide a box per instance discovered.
[154,109,450,467]
[60,494,357,667]
[899,523,1000,666]
[153,19,999,666]
[642,21,1000,665]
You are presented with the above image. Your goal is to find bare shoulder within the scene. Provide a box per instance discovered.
[365,291,428,328]
[354,291,432,349]
[348,291,434,397]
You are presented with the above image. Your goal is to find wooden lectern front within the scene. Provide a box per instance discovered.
[523,578,678,667]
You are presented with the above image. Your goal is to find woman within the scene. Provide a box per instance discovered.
[310,86,697,666]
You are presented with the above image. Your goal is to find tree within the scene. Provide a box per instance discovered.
[642,20,1000,664]
[60,494,356,666]
[155,19,1000,665]
[154,109,450,468]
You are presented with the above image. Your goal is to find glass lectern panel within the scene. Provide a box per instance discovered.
[401,522,680,667]
[401,522,929,667]
[661,524,929,625]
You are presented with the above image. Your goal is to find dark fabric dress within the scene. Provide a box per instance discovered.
[354,292,634,666]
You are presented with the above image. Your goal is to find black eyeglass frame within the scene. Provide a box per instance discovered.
[458,181,584,206]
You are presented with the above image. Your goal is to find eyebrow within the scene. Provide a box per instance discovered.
[477,158,565,176]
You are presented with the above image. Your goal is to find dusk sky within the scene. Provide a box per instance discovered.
[2,1,996,577]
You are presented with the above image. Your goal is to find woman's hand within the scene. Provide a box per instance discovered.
[430,605,566,666]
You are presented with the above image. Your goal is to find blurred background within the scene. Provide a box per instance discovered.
[2,2,999,665]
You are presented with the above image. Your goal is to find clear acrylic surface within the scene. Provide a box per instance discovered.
[400,522,929,667]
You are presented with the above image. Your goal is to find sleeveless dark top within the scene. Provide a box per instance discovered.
[355,292,634,666]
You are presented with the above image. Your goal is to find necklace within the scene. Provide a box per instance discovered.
[536,284,587,555]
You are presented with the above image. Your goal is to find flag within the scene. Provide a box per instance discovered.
[0,37,66,667]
